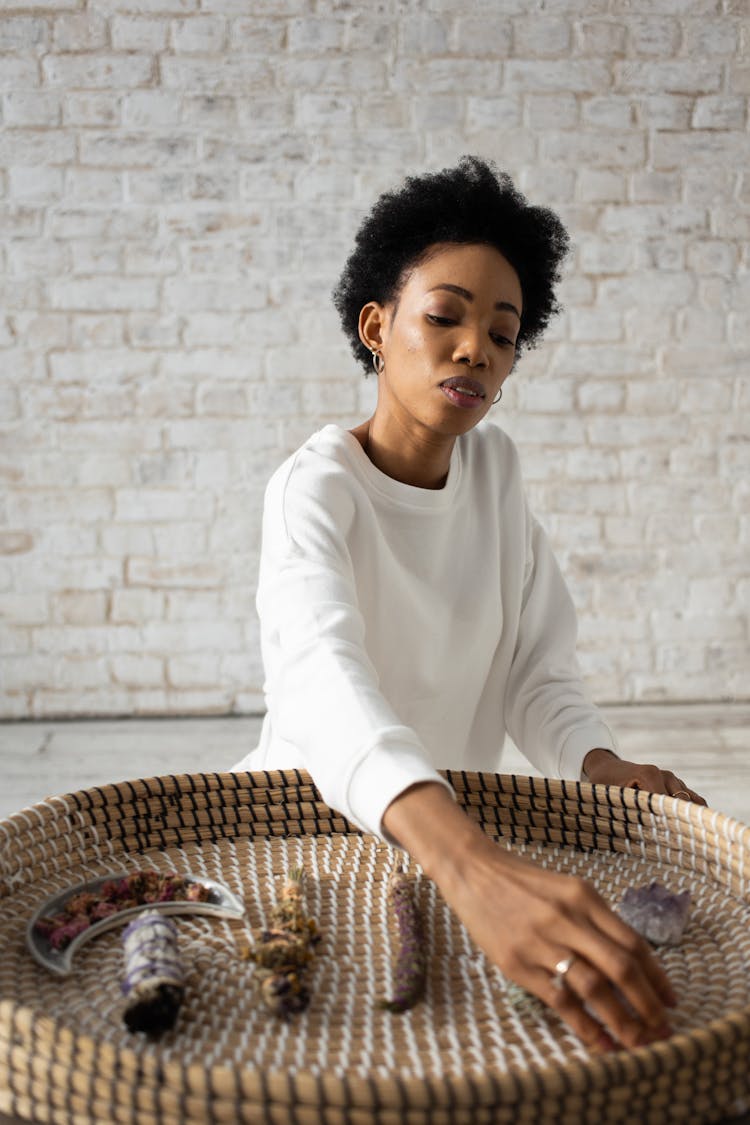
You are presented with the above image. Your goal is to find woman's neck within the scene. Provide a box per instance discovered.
[350,417,454,490]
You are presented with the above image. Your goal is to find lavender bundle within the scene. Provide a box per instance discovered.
[245,867,319,1019]
[121,912,184,1035]
[378,868,426,1014]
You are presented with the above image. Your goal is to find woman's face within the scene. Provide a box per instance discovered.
[360,242,523,439]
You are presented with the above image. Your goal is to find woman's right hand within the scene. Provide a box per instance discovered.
[383,781,676,1053]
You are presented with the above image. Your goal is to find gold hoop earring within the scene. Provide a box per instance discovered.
[372,351,385,375]
[492,388,503,405]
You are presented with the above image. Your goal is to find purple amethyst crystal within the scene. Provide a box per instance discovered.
[618,882,691,945]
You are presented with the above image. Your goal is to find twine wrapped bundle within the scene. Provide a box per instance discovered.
[1,769,749,1124]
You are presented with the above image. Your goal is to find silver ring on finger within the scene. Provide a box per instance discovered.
[552,954,576,991]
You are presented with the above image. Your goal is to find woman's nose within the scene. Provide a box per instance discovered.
[453,330,489,368]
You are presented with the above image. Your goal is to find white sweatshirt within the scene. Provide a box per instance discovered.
[233,421,618,839]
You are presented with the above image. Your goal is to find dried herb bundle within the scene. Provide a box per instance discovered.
[244,867,319,1019]
[378,868,427,1014]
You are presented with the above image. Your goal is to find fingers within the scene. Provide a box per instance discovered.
[667,775,708,806]
[589,886,679,1003]
[547,877,676,1027]
[556,920,674,1035]
[526,951,670,1052]
[521,962,617,1053]
[627,766,708,806]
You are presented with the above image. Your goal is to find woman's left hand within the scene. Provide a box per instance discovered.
[583,749,707,806]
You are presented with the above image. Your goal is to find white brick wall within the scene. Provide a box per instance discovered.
[0,0,748,717]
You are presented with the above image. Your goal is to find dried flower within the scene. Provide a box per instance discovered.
[34,870,213,951]
[247,868,319,1020]
[378,868,427,1014]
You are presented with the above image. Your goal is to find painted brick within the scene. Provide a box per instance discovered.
[627,17,680,56]
[65,168,123,204]
[634,94,692,130]
[451,16,510,56]
[0,16,49,50]
[287,15,344,53]
[62,92,120,126]
[630,171,681,204]
[3,90,61,126]
[8,166,63,202]
[163,276,265,312]
[684,19,740,56]
[0,58,39,93]
[115,488,214,522]
[52,591,108,625]
[171,15,225,50]
[577,382,625,412]
[513,15,571,55]
[580,96,633,129]
[80,131,195,167]
[676,306,726,345]
[686,240,736,275]
[92,0,196,12]
[167,653,220,687]
[0,129,75,165]
[43,54,154,88]
[569,308,622,342]
[524,92,578,128]
[505,59,610,92]
[123,91,181,127]
[50,277,158,310]
[578,240,634,275]
[52,11,107,50]
[228,17,285,54]
[111,654,165,687]
[68,314,122,349]
[577,169,627,203]
[160,55,272,92]
[654,131,750,169]
[615,60,721,94]
[573,20,627,55]
[127,558,222,589]
[692,96,746,129]
[110,589,163,625]
[543,131,645,168]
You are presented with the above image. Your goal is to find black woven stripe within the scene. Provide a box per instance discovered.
[140,777,171,851]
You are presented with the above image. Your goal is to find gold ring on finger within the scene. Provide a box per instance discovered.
[672,789,691,800]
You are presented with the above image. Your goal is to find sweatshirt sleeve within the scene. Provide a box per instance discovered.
[256,453,455,840]
[502,496,619,781]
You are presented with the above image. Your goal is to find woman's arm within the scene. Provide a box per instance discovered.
[383,780,677,1053]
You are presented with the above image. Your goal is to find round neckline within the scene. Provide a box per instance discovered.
[322,424,463,511]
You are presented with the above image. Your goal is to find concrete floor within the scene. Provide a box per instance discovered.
[1,703,749,824]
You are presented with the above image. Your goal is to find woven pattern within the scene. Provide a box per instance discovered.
[1,770,749,1124]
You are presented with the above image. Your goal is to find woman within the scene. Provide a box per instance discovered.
[234,156,705,1052]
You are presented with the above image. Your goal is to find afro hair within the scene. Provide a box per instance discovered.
[332,155,570,373]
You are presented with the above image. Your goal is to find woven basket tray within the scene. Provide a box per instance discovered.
[1,769,749,1125]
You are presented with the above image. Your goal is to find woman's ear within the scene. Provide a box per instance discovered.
[358,302,386,354]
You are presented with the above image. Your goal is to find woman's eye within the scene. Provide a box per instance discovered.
[491,334,516,348]
[427,314,454,326]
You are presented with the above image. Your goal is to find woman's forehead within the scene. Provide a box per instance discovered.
[404,242,523,307]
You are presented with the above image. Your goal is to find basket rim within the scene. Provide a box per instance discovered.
[2,999,749,1110]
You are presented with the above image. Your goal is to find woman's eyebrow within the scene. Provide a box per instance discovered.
[427,283,521,319]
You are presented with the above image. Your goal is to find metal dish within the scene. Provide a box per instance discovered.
[26,871,245,976]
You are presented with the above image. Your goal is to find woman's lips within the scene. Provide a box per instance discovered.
[439,376,487,410]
